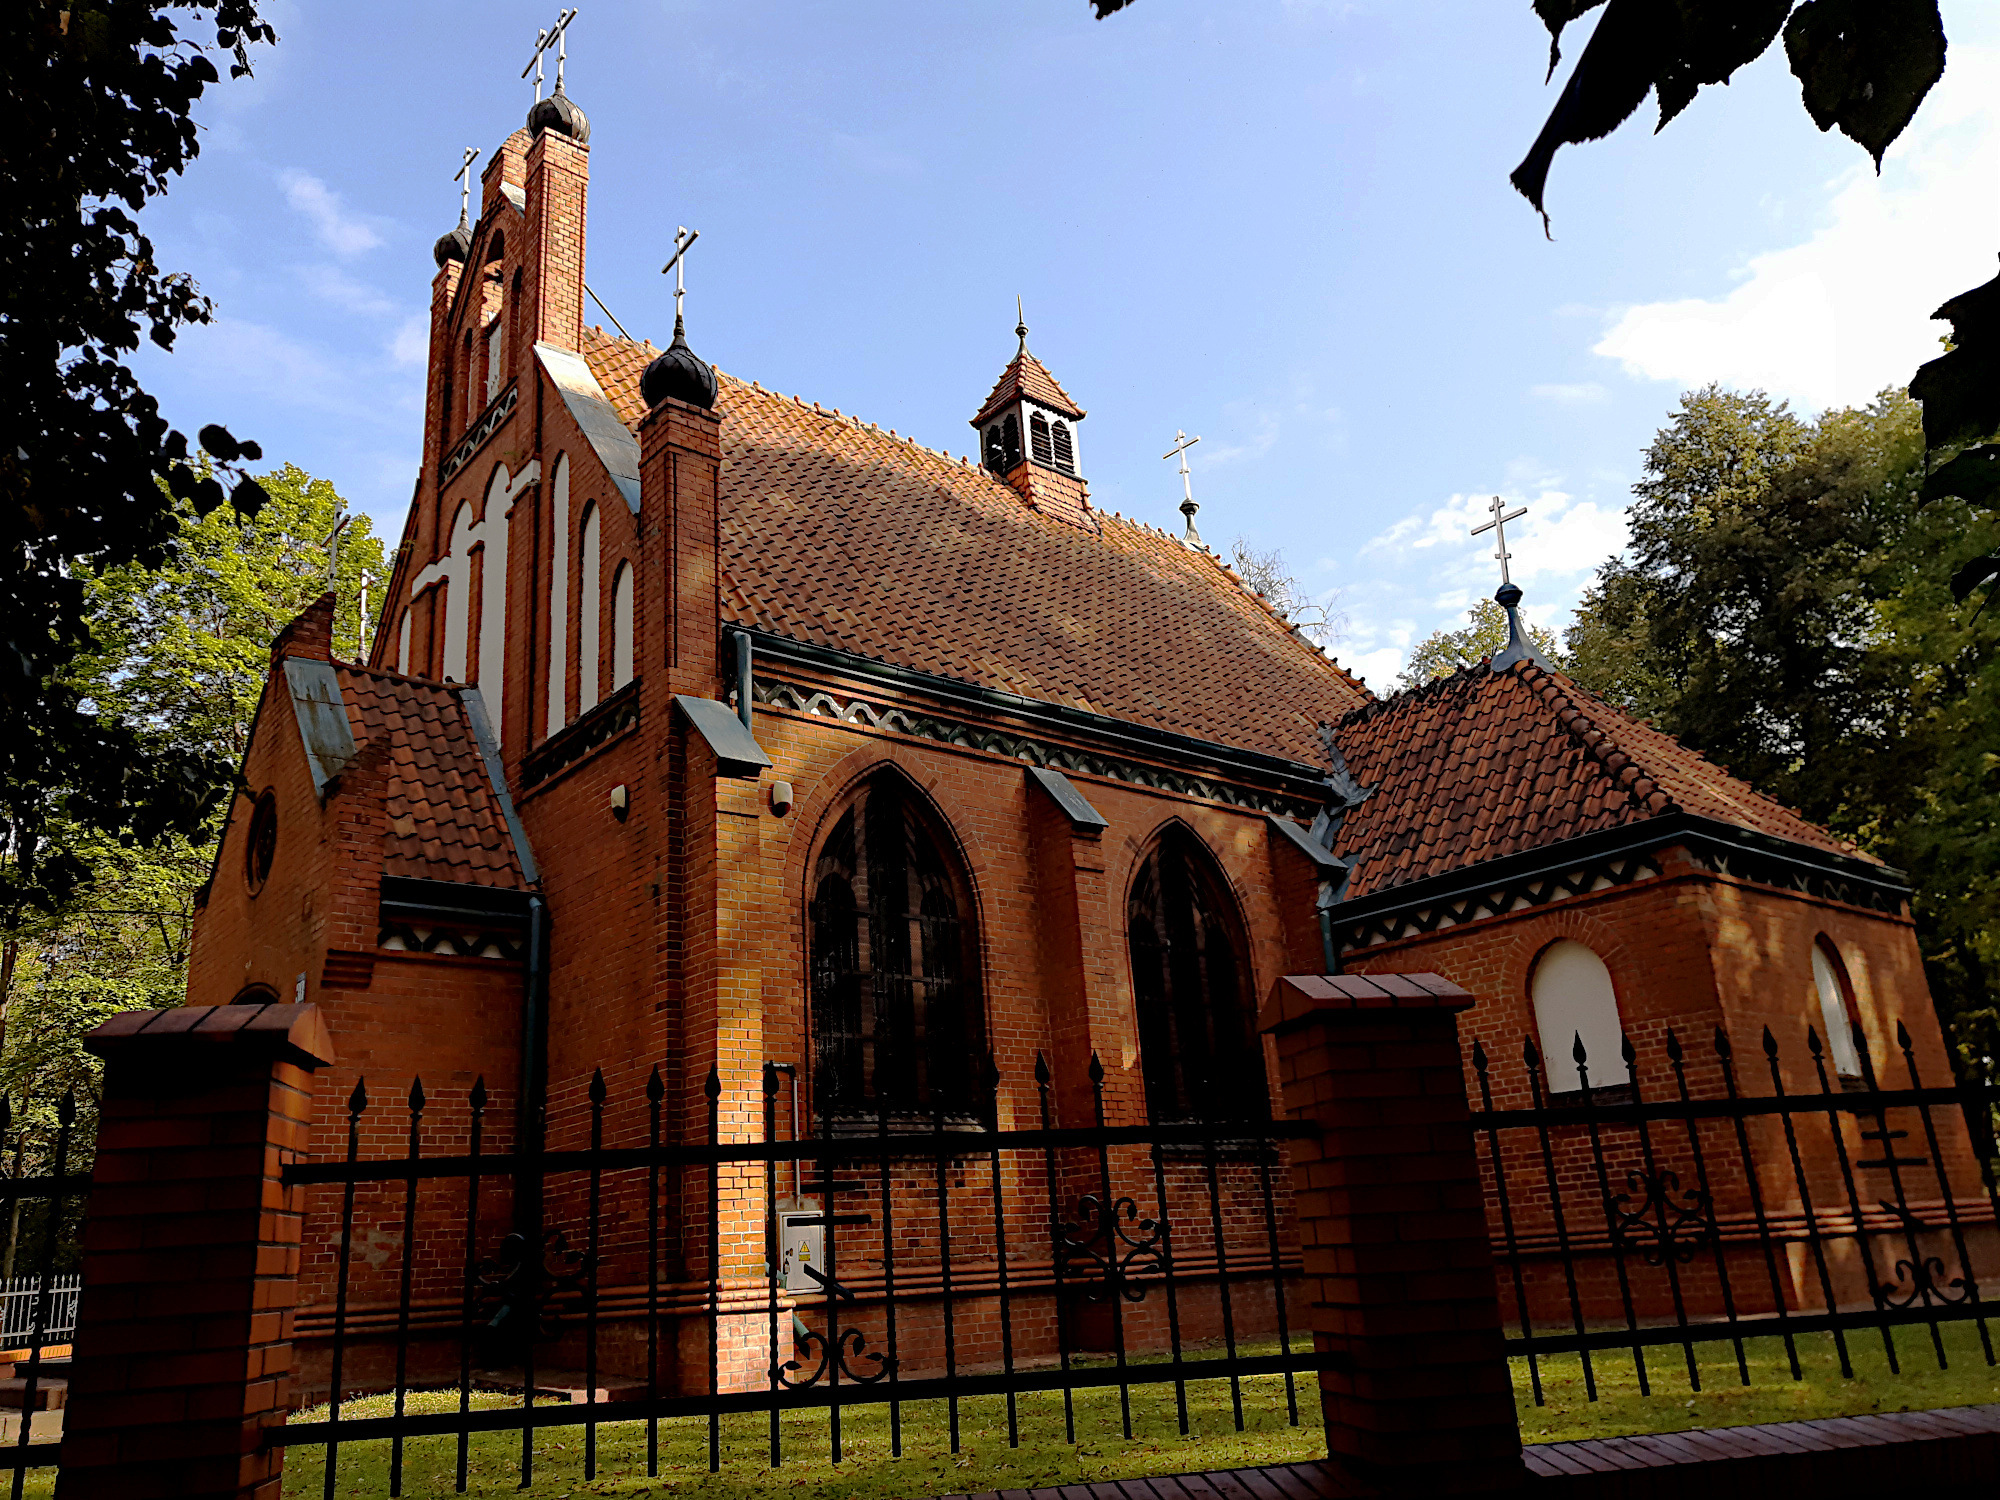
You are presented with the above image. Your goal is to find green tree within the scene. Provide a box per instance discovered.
[1566,386,2000,1080]
[4,1,277,924]
[0,466,381,1131]
[1398,597,1562,692]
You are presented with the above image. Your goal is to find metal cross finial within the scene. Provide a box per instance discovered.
[453,146,481,226]
[523,9,579,101]
[661,226,701,323]
[1470,494,1528,588]
[1163,429,1203,544]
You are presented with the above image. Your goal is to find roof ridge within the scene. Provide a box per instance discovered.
[718,370,985,473]
[338,660,458,692]
[1509,661,1679,817]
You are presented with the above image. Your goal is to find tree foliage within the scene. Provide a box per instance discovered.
[0,466,381,1119]
[1565,387,2000,1081]
[1398,598,1563,693]
[3,1,277,922]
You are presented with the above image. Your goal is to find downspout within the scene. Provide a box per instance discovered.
[731,629,753,732]
[519,895,551,1230]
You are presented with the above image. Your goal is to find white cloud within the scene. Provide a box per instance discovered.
[298,264,397,318]
[389,314,430,367]
[1592,44,2000,413]
[1530,381,1607,404]
[280,170,385,258]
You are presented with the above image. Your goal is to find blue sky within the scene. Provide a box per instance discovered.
[133,1,2000,690]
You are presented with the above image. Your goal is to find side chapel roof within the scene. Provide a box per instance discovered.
[1329,659,1869,900]
[579,328,1370,767]
[334,665,527,889]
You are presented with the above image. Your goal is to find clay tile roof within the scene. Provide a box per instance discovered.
[1330,659,1867,899]
[970,346,1084,426]
[579,328,1371,766]
[335,665,526,889]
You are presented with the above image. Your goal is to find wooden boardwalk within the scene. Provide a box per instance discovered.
[936,1401,2000,1499]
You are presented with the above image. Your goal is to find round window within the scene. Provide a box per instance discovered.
[245,790,278,895]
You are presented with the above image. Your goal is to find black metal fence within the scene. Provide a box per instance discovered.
[276,1054,1330,1495]
[1471,1017,2000,1405]
[0,1089,92,1492]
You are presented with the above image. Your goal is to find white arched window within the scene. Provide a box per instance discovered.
[578,504,601,713]
[1531,940,1629,1095]
[1812,940,1864,1078]
[611,561,634,691]
[478,468,510,727]
[546,454,571,732]
[395,609,411,674]
[440,503,475,683]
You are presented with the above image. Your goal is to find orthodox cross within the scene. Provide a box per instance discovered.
[522,8,579,101]
[661,226,701,321]
[1470,494,1527,588]
[453,146,481,224]
[1162,430,1203,543]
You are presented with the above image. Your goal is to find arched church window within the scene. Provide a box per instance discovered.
[244,789,278,896]
[809,775,983,1122]
[983,422,1006,471]
[1812,938,1864,1079]
[1030,411,1053,466]
[485,318,506,404]
[1530,940,1629,1098]
[1051,419,1075,474]
[1001,413,1020,469]
[611,561,634,691]
[396,608,411,674]
[1127,830,1264,1123]
[578,504,601,712]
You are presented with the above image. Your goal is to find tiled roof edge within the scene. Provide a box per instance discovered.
[746,626,1333,797]
[1508,660,1680,818]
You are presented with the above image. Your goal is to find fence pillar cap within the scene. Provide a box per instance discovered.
[1259,972,1473,1035]
[85,1002,337,1070]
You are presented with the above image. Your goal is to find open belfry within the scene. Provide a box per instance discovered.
[181,46,1979,1410]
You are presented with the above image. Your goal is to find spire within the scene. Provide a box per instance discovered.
[1016,295,1029,354]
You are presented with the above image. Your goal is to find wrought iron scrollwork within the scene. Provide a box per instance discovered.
[1056,1192,1170,1302]
[777,1318,896,1389]
[475,1226,594,1357]
[1607,1166,1715,1267]
[1872,1200,1972,1309]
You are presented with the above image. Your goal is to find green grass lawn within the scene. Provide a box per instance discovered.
[1514,1319,2000,1445]
[281,1344,1321,1499]
[12,1323,1993,1498]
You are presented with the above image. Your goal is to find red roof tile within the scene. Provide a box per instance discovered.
[336,665,526,889]
[580,329,1370,766]
[970,344,1084,425]
[1330,661,1867,898]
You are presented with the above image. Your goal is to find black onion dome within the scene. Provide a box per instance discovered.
[641,316,717,410]
[526,84,591,144]
[433,217,471,267]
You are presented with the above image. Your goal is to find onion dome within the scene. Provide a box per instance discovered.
[641,315,717,410]
[433,213,471,268]
[526,82,591,145]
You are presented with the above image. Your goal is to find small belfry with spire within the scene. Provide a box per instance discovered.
[969,300,1095,529]
[1470,494,1554,672]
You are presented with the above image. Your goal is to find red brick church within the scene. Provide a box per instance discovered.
[184,84,1962,1389]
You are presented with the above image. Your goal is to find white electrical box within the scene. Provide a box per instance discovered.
[777,1207,823,1295]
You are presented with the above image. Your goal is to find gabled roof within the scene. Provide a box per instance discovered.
[576,328,1371,766]
[1329,659,1866,900]
[335,665,528,889]
[970,344,1085,426]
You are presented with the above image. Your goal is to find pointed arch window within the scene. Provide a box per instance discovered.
[1812,938,1864,1080]
[1128,830,1264,1124]
[1531,941,1630,1101]
[809,776,983,1123]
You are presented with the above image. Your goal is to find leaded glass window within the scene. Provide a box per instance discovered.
[810,777,983,1122]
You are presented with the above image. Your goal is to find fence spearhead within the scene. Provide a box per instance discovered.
[1088,1052,1105,1085]
[647,1064,665,1104]
[408,1076,426,1113]
[1470,1036,1489,1074]
[470,1076,488,1114]
[1806,1026,1824,1059]
[1620,1033,1636,1067]
[1664,1028,1683,1065]
[758,1062,775,1098]
[1034,1051,1051,1088]
[1571,1030,1588,1066]
[1713,1026,1732,1061]
[1895,1018,1913,1052]
[1761,1026,1779,1060]
[56,1090,75,1129]
[349,1077,369,1115]
[589,1067,607,1107]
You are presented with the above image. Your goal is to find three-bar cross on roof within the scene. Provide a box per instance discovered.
[1470,494,1527,589]
[1163,429,1202,545]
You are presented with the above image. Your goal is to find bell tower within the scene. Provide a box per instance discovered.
[970,304,1094,530]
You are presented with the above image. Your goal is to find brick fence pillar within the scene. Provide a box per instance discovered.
[1260,973,1523,1495]
[57,1004,334,1500]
